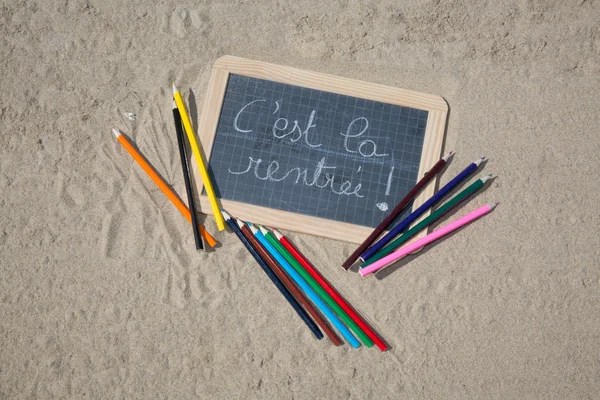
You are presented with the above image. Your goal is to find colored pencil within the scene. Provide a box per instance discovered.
[172,101,203,250]
[342,151,453,270]
[172,83,225,231]
[221,211,323,339]
[111,128,216,247]
[360,202,499,276]
[236,220,341,346]
[250,225,360,348]
[261,227,373,348]
[273,229,388,352]
[360,157,485,262]
[362,173,492,268]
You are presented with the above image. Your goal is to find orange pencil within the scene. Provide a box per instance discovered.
[111,128,217,247]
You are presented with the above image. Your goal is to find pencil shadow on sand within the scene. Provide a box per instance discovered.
[370,176,496,280]
[187,89,225,207]
[198,211,223,252]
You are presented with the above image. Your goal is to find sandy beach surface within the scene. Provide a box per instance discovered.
[2,1,600,398]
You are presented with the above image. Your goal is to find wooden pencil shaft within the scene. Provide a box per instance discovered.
[278,234,387,351]
[360,203,496,276]
[362,176,487,267]
[173,108,203,250]
[173,86,226,231]
[224,217,323,339]
[361,157,482,261]
[240,224,341,346]
[114,131,216,247]
[342,155,447,270]
[264,231,374,347]
[252,227,360,348]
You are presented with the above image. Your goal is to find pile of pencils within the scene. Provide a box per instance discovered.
[342,153,498,276]
[108,83,497,350]
[111,83,225,250]
[109,83,387,350]
[221,211,387,350]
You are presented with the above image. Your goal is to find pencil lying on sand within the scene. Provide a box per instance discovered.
[111,128,216,247]
[172,101,203,250]
[342,151,453,270]
[173,83,225,231]
[360,157,485,262]
[250,225,361,348]
[362,173,492,268]
[273,229,388,351]
[236,220,341,346]
[261,227,373,348]
[221,211,323,340]
[360,202,499,277]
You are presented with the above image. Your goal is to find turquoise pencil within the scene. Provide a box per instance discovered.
[249,224,361,348]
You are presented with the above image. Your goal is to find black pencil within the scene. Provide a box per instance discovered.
[221,211,323,340]
[172,101,204,250]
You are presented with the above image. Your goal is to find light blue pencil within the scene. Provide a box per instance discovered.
[246,222,360,348]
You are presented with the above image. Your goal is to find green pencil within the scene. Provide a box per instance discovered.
[361,173,492,268]
[259,226,374,348]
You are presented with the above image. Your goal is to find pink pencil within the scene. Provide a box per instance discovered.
[360,202,499,277]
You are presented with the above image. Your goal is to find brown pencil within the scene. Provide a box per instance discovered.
[236,219,342,346]
[342,151,453,270]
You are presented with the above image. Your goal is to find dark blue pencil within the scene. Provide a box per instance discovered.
[222,210,323,340]
[360,157,485,261]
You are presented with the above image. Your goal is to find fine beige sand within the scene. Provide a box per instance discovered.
[2,1,600,398]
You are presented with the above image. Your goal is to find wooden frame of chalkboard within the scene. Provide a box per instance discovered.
[192,55,448,244]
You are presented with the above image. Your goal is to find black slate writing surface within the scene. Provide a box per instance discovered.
[206,74,428,228]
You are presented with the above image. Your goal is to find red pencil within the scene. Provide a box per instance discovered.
[273,229,388,352]
[342,151,453,270]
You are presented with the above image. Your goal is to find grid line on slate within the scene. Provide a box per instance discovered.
[205,74,428,228]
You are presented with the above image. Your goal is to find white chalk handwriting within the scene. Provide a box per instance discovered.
[272,110,322,148]
[229,98,402,205]
[341,117,389,158]
[228,156,364,198]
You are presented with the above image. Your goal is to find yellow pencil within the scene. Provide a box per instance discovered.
[172,83,225,231]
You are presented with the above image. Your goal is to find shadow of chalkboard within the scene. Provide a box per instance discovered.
[203,74,429,228]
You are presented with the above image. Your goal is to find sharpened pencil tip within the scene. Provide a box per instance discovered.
[489,202,500,210]
[443,151,454,162]
[111,128,122,139]
[249,224,258,234]
[172,82,178,94]
[258,225,270,235]
[272,229,284,240]
[480,173,492,184]
[235,218,245,229]
[221,210,231,220]
[474,157,485,167]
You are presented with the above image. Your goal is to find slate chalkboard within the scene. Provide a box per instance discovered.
[194,56,447,243]
[207,74,428,228]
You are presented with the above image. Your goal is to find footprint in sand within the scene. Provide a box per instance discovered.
[163,7,211,39]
